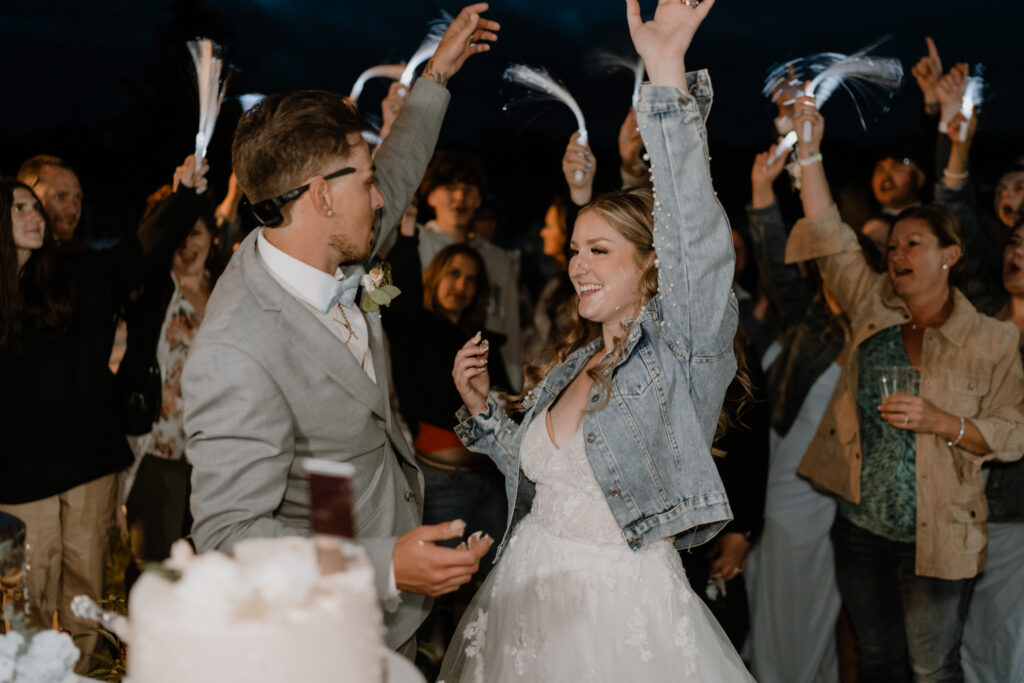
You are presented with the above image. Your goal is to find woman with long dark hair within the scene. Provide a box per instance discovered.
[0,156,207,671]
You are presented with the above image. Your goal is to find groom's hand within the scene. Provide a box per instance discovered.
[393,519,493,596]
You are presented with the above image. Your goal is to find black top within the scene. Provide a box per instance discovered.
[0,188,203,503]
[382,232,511,436]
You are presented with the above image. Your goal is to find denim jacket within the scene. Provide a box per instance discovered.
[455,71,738,559]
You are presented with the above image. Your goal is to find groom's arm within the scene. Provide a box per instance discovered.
[369,78,450,259]
[183,342,299,553]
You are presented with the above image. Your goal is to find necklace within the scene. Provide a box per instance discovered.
[336,303,358,343]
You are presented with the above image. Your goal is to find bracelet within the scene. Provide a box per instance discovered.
[798,153,823,167]
[943,168,969,180]
[946,415,966,448]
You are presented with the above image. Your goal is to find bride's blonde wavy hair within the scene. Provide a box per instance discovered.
[512,186,751,446]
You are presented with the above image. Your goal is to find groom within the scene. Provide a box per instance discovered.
[182,4,498,653]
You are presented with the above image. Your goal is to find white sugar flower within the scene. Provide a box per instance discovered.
[13,630,79,683]
[0,630,25,660]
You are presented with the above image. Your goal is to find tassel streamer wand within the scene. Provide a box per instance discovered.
[764,38,903,143]
[593,50,645,108]
[503,64,589,181]
[959,66,985,142]
[188,38,231,172]
[400,12,453,87]
[349,64,405,102]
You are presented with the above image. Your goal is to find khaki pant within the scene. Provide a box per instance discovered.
[0,473,116,673]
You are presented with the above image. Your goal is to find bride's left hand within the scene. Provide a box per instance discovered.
[708,532,749,582]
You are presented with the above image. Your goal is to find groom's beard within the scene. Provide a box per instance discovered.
[331,231,373,267]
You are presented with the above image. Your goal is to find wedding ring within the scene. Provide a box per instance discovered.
[684,0,701,6]
[903,415,909,425]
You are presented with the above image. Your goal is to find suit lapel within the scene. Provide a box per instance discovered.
[278,302,386,419]
[239,232,387,420]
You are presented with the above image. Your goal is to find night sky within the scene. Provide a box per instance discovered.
[2,0,1020,245]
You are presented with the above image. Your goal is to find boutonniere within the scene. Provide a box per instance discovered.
[360,262,401,312]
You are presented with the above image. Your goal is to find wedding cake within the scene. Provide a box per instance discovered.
[127,537,384,683]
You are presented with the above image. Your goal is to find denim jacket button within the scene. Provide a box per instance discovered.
[609,487,620,497]
[631,534,642,545]
[586,432,596,443]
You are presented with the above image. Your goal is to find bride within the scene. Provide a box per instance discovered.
[440,0,754,680]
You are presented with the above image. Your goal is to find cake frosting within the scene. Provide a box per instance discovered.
[127,537,383,683]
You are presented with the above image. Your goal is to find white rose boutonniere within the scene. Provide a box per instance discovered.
[360,262,401,313]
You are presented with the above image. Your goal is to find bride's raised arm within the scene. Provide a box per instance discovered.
[628,0,737,361]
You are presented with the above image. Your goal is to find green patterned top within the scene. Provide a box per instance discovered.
[839,326,920,542]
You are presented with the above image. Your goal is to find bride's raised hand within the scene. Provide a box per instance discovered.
[453,332,491,415]
[626,0,716,90]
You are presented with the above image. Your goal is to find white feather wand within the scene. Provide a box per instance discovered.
[188,38,231,172]
[764,38,903,143]
[958,66,985,142]
[766,130,799,166]
[593,50,645,108]
[503,65,589,181]
[400,12,453,87]
[349,64,405,102]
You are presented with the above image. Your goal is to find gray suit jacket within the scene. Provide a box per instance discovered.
[182,79,450,648]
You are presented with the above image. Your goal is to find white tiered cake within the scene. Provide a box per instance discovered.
[127,537,384,683]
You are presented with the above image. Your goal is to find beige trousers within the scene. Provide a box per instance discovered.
[0,473,117,673]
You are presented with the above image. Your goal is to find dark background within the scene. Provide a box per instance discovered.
[2,0,1021,248]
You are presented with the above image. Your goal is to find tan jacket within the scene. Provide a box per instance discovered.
[785,205,1024,579]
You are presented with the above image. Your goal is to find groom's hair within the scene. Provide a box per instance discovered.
[231,90,371,204]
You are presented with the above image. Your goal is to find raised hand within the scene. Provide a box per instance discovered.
[421,3,500,87]
[379,81,408,139]
[793,97,824,156]
[936,62,969,125]
[393,519,493,596]
[910,37,943,109]
[453,331,491,415]
[173,154,209,195]
[625,0,716,90]
[751,143,788,209]
[563,132,596,205]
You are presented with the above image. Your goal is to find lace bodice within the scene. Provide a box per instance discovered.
[520,409,625,546]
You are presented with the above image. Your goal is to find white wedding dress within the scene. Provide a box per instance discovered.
[438,409,755,682]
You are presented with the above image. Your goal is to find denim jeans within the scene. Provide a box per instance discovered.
[831,515,975,683]
[420,463,506,581]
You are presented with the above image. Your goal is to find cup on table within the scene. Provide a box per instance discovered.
[878,365,917,399]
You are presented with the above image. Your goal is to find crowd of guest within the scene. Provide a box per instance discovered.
[1,18,1022,683]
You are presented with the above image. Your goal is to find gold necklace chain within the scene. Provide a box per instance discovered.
[336,303,358,343]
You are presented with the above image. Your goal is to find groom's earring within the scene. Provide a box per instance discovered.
[327,210,334,217]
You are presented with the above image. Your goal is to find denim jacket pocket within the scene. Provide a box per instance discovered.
[949,500,988,553]
[613,348,660,397]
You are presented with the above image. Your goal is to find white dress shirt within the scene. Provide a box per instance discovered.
[256,229,376,383]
